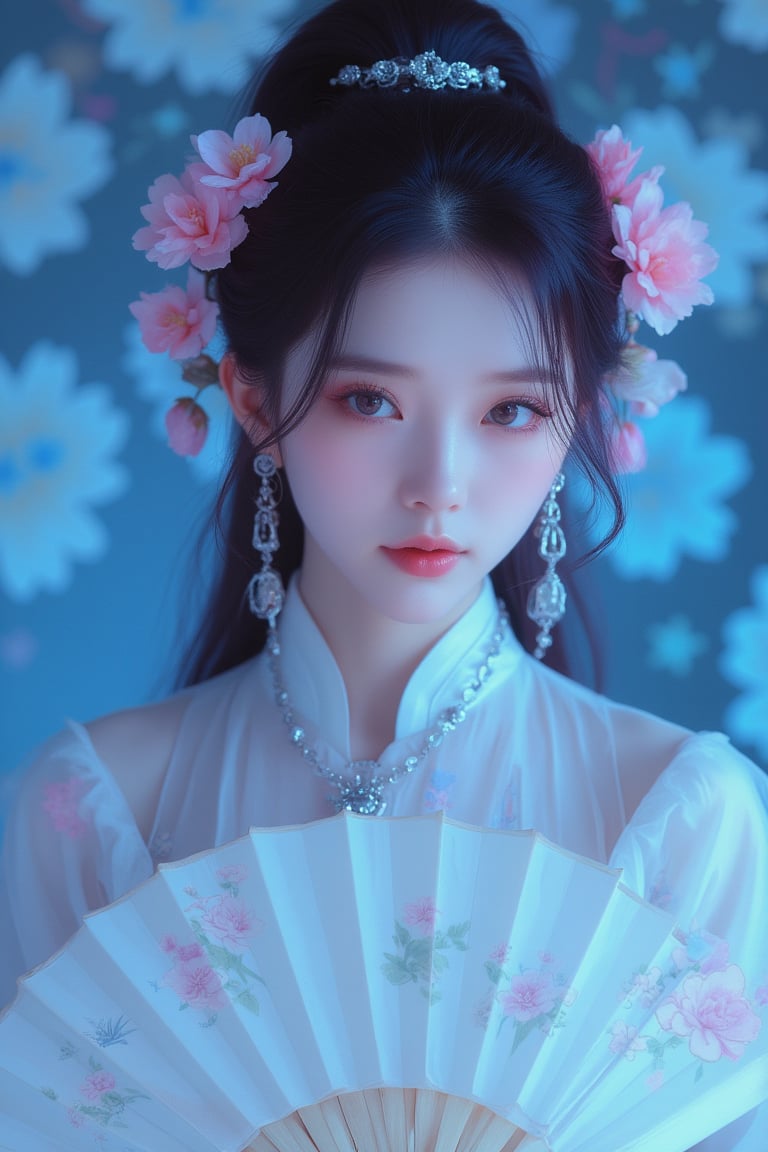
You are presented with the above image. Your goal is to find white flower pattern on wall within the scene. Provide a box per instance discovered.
[718,0,768,51]
[0,55,113,276]
[82,0,300,95]
[0,343,129,602]
[603,396,751,582]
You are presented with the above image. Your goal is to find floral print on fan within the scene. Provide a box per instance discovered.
[610,925,763,1087]
[41,1053,148,1131]
[157,867,264,1025]
[42,775,89,838]
[479,946,574,1053]
[421,768,457,812]
[381,898,469,1004]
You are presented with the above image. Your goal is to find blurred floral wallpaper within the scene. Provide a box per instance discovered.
[1,0,767,811]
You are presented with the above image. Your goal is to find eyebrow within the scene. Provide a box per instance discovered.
[329,354,555,385]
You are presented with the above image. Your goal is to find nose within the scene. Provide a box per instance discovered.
[398,420,468,514]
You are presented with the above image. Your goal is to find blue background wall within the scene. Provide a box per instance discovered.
[2,0,767,803]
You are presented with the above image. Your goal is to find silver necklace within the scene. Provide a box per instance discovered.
[266,603,510,816]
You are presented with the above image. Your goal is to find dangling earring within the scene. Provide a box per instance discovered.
[526,471,566,660]
[246,454,285,628]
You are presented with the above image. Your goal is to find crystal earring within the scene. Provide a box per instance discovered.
[246,454,285,628]
[526,471,566,660]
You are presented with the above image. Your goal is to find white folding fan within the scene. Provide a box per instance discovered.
[0,813,765,1152]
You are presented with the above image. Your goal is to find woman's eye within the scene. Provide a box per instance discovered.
[485,401,538,428]
[346,391,398,418]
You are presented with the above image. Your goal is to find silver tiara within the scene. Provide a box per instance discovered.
[330,50,506,93]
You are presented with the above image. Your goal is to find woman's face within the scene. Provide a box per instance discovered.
[277,256,572,632]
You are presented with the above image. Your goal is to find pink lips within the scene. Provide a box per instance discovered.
[381,536,465,578]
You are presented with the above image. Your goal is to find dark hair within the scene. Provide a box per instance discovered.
[179,0,626,687]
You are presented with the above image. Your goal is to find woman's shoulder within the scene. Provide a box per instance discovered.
[26,656,265,842]
[84,692,190,840]
[527,659,764,822]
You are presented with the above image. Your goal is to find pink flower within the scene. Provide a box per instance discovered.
[586,125,643,203]
[403,898,439,934]
[609,343,687,417]
[499,969,558,1023]
[656,965,761,1062]
[193,113,292,209]
[612,178,718,335]
[608,1020,648,1060]
[216,864,247,885]
[177,942,204,962]
[42,776,89,838]
[489,943,510,965]
[80,1071,116,1100]
[631,966,663,1007]
[538,951,555,965]
[755,985,768,1007]
[67,1107,87,1128]
[199,895,261,952]
[161,957,227,1012]
[701,937,731,976]
[611,420,647,474]
[160,934,178,954]
[165,397,208,457]
[646,1070,665,1093]
[129,268,218,361]
[133,164,247,271]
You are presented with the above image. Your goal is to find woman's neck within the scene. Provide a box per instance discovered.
[296,566,480,761]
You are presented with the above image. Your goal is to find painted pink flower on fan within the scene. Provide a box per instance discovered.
[216,864,247,885]
[133,164,247,271]
[161,956,227,1012]
[80,1071,116,1100]
[129,268,218,361]
[193,113,292,209]
[165,397,208,457]
[499,969,558,1023]
[656,965,761,1062]
[403,897,439,934]
[42,776,89,838]
[489,943,510,965]
[609,1020,648,1060]
[612,178,718,336]
[646,1069,665,1092]
[611,420,647,474]
[199,895,261,952]
[756,985,768,1007]
[609,343,687,418]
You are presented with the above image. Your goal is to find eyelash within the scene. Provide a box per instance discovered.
[332,386,551,431]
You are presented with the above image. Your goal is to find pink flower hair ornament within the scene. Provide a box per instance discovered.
[586,124,718,474]
[130,113,292,458]
[131,114,715,472]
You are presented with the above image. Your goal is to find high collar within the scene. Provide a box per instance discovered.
[278,576,523,758]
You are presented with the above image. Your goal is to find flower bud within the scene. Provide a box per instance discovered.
[165,397,208,457]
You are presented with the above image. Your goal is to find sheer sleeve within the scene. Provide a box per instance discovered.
[0,722,153,1009]
[610,732,768,1151]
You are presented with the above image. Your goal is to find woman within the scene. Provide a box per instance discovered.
[2,0,765,1146]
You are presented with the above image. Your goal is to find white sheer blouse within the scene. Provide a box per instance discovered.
[2,577,766,1148]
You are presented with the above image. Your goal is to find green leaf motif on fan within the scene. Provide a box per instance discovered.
[382,898,470,1004]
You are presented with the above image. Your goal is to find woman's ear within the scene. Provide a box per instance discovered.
[219,353,283,467]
